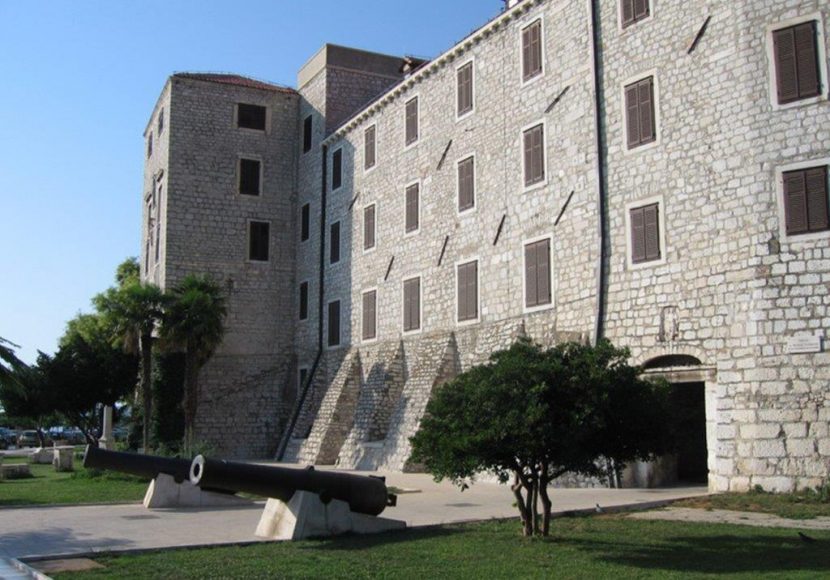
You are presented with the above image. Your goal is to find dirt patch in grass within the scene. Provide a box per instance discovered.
[674,487,830,520]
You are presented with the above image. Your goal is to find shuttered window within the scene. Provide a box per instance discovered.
[330,221,341,264]
[365,125,377,170]
[301,203,310,241]
[621,0,650,28]
[327,301,341,347]
[403,277,421,332]
[249,221,270,262]
[458,156,475,212]
[362,290,377,340]
[523,124,545,187]
[332,149,343,190]
[405,97,419,146]
[457,61,474,116]
[299,281,309,320]
[239,158,261,195]
[774,21,821,105]
[630,203,661,264]
[524,238,552,308]
[302,115,313,153]
[237,104,267,130]
[784,166,829,236]
[405,183,420,233]
[521,20,543,82]
[457,260,479,322]
[625,77,656,149]
[364,204,376,250]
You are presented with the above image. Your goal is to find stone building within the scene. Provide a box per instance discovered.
[141,0,830,492]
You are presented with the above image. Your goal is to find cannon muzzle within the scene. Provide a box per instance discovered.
[190,455,396,516]
[83,445,193,483]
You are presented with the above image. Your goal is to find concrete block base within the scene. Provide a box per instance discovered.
[53,447,75,472]
[31,448,53,464]
[255,491,406,540]
[143,473,253,509]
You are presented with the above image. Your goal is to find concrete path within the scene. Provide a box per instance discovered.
[0,469,706,561]
[630,507,830,531]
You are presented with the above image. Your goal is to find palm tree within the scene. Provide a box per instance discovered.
[0,336,26,384]
[95,282,166,451]
[161,274,227,451]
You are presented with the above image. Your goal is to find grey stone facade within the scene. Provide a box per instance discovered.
[143,0,830,491]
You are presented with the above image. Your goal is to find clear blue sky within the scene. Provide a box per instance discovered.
[0,0,502,364]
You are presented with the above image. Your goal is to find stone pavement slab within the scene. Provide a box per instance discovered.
[0,467,706,560]
[629,507,830,531]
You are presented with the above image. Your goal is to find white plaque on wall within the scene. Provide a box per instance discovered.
[785,335,823,354]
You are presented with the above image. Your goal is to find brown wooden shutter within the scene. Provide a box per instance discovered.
[405,184,419,232]
[537,239,551,305]
[299,282,308,320]
[625,84,641,148]
[406,98,418,145]
[328,301,340,347]
[630,207,646,263]
[522,21,542,81]
[525,243,538,307]
[795,22,821,100]
[638,78,655,143]
[364,205,375,249]
[784,170,808,235]
[458,63,473,116]
[522,25,532,80]
[524,125,544,186]
[622,0,634,27]
[643,203,660,260]
[458,157,475,211]
[774,27,798,103]
[634,0,649,20]
[362,291,376,340]
[458,261,478,321]
[805,167,829,232]
[330,221,340,263]
[332,149,342,189]
[365,125,376,169]
[404,278,420,331]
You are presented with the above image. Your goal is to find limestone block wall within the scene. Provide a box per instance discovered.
[141,82,171,286]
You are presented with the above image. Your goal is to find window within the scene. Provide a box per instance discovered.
[330,221,341,264]
[249,221,270,262]
[239,158,261,196]
[457,61,474,117]
[521,19,543,82]
[405,182,420,233]
[237,103,267,131]
[327,300,341,347]
[773,21,821,105]
[783,166,829,235]
[332,148,343,190]
[458,156,475,212]
[301,203,310,241]
[362,290,377,341]
[158,108,164,134]
[524,238,551,309]
[457,260,479,323]
[405,97,419,146]
[625,76,656,149]
[523,124,545,187]
[147,132,153,158]
[630,203,661,263]
[364,204,376,251]
[303,115,313,153]
[299,282,309,320]
[299,368,308,394]
[403,277,421,332]
[621,0,650,28]
[364,125,377,170]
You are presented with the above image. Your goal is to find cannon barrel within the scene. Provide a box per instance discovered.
[83,445,192,483]
[189,455,396,516]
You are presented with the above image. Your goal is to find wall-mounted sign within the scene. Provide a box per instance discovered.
[785,335,823,355]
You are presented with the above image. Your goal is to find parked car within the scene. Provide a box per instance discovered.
[17,430,40,448]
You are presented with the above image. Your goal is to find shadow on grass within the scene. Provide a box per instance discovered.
[301,524,462,552]
[568,532,830,575]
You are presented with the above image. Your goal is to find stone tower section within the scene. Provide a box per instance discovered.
[141,73,299,457]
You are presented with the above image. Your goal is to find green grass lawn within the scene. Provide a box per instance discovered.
[51,516,830,579]
[0,463,149,506]
[675,488,830,520]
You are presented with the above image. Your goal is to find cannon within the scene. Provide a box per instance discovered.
[83,445,193,483]
[189,455,397,517]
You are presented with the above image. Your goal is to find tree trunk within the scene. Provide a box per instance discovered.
[140,333,153,452]
[539,469,552,536]
[531,475,539,536]
[182,344,199,453]
[511,471,533,537]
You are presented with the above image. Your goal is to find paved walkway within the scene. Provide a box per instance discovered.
[0,468,706,560]
[630,507,830,531]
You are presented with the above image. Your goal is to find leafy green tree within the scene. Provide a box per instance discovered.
[0,353,56,446]
[161,274,227,451]
[410,338,672,537]
[0,336,26,385]
[95,280,167,451]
